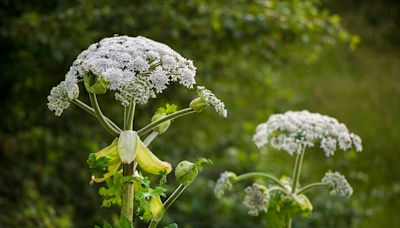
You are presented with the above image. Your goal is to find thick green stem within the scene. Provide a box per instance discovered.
[286,147,306,228]
[121,99,136,223]
[88,93,121,136]
[297,182,329,195]
[72,99,121,132]
[235,172,286,190]
[149,184,187,228]
[138,108,195,136]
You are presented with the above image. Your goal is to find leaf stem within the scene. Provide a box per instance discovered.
[296,182,329,195]
[72,99,121,132]
[137,108,196,136]
[88,93,121,136]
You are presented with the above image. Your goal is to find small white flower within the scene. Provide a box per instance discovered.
[47,81,79,116]
[214,171,237,198]
[253,110,362,157]
[243,183,269,216]
[322,171,353,197]
[197,86,228,118]
[148,66,169,93]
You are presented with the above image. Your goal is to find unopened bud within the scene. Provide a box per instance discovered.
[83,72,109,94]
[175,160,198,186]
[151,113,171,134]
[190,97,207,113]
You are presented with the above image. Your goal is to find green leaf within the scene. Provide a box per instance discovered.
[87,153,110,178]
[194,158,213,171]
[98,172,124,207]
[156,103,178,115]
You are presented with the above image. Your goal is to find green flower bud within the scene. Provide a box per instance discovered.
[150,196,165,222]
[118,130,138,164]
[151,113,171,134]
[83,71,109,94]
[190,97,207,113]
[87,138,121,183]
[175,160,198,186]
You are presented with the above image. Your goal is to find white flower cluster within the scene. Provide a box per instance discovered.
[48,35,197,115]
[214,171,237,198]
[322,171,353,197]
[197,86,227,118]
[253,110,363,156]
[243,183,269,216]
[47,81,79,116]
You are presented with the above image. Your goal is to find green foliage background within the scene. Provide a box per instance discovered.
[0,0,399,227]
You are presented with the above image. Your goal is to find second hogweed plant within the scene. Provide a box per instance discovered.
[215,110,362,227]
[48,35,226,227]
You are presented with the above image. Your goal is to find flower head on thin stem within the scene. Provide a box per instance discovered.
[253,110,362,156]
[214,171,237,198]
[243,183,269,216]
[193,86,228,118]
[47,81,79,116]
[322,171,353,197]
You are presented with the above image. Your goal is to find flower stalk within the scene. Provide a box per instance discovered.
[297,182,329,195]
[137,108,196,136]
[236,172,286,190]
[72,99,121,132]
[88,93,121,136]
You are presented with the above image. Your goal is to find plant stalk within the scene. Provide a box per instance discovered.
[235,172,286,190]
[88,93,121,136]
[121,99,136,222]
[72,99,121,132]
[297,182,329,194]
[137,108,195,136]
[286,146,306,228]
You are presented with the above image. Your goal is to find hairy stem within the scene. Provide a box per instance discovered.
[235,172,286,190]
[72,99,121,132]
[137,108,195,136]
[121,99,136,222]
[88,93,121,136]
[297,182,329,195]
[149,184,187,228]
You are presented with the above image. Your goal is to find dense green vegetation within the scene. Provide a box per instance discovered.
[1,0,399,227]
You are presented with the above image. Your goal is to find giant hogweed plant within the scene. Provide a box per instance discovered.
[215,111,362,227]
[47,36,227,227]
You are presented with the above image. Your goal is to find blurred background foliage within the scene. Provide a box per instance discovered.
[0,0,399,227]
